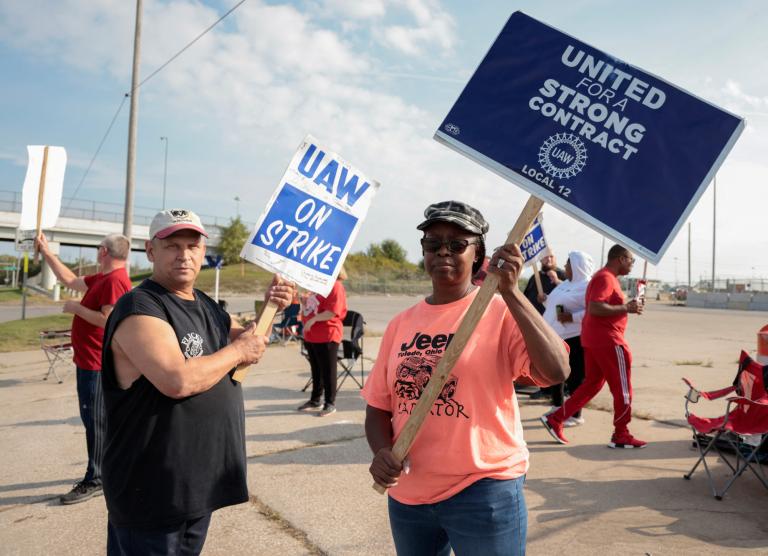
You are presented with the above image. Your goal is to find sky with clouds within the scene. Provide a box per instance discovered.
[0,0,766,284]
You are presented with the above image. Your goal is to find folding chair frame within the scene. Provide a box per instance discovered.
[301,311,366,394]
[682,355,768,500]
[336,333,365,391]
[684,397,768,499]
[270,305,302,345]
[39,329,74,384]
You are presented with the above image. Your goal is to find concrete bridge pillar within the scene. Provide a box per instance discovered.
[41,241,60,290]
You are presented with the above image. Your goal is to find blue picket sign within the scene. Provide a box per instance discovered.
[205,255,223,270]
[435,11,744,263]
[520,215,548,265]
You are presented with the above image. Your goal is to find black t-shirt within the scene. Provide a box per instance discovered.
[523,267,567,314]
[101,279,247,528]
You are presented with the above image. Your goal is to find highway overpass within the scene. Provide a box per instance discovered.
[0,189,251,252]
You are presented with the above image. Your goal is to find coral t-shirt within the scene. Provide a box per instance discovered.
[301,280,347,344]
[71,268,132,371]
[361,289,536,505]
[580,268,627,349]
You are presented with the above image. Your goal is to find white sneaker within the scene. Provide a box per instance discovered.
[564,415,585,428]
[544,406,560,416]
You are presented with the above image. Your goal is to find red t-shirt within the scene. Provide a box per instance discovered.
[71,268,132,371]
[301,280,347,344]
[580,268,627,349]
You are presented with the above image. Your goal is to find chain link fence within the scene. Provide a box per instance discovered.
[344,278,431,296]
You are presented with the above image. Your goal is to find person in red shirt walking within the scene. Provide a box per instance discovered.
[297,267,348,417]
[36,232,132,503]
[541,244,646,448]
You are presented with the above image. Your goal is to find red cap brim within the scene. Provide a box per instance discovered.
[154,224,208,239]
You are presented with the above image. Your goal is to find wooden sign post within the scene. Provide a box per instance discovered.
[33,146,50,263]
[532,268,544,298]
[231,299,280,383]
[373,195,543,494]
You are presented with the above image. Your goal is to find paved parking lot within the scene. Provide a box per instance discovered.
[1,300,767,554]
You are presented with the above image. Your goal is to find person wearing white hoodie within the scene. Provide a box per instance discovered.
[541,251,594,427]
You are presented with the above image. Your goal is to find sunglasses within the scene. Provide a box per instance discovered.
[421,237,480,254]
[622,255,636,264]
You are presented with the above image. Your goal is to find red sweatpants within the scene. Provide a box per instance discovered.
[553,343,633,434]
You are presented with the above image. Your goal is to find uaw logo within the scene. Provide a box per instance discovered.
[181,332,204,358]
[443,123,460,135]
[538,133,587,179]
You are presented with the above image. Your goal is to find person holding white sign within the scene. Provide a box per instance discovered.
[35,232,132,505]
[363,201,568,556]
[541,244,645,448]
[100,210,295,555]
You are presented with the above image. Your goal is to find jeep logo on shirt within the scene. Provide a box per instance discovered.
[399,332,455,352]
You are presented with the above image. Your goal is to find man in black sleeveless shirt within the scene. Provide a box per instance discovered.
[101,209,294,555]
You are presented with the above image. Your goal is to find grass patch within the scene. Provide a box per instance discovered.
[129,266,275,295]
[0,288,23,303]
[194,265,274,295]
[0,287,62,305]
[0,314,74,353]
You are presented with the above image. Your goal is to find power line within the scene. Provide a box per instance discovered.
[64,94,128,209]
[68,0,249,203]
[136,0,248,91]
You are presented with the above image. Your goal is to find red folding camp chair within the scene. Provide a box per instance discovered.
[682,350,768,499]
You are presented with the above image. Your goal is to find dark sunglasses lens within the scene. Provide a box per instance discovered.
[448,240,469,253]
[421,238,442,252]
[421,238,472,253]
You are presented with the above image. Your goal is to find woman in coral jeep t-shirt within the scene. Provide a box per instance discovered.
[362,201,568,556]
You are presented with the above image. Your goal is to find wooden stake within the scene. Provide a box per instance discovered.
[230,299,280,382]
[34,146,50,263]
[373,195,544,494]
[532,266,544,297]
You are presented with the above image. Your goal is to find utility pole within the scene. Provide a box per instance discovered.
[123,0,143,250]
[161,136,168,209]
[711,175,716,292]
[687,222,691,289]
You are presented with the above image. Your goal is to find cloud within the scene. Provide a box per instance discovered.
[0,0,465,242]
[317,0,387,19]
[377,0,456,56]
[0,0,135,77]
[720,80,768,114]
[3,0,762,281]
[313,0,456,57]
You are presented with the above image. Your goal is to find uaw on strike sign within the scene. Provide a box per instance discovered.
[520,213,549,266]
[435,11,744,264]
[242,135,379,296]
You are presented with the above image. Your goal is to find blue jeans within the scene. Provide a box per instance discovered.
[388,477,528,556]
[107,514,212,556]
[76,368,105,485]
